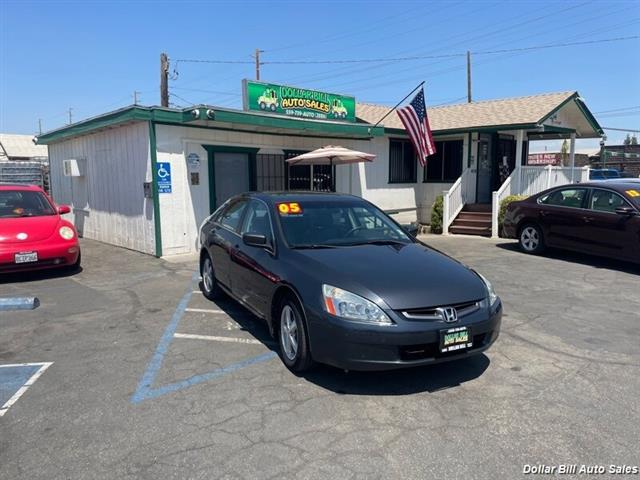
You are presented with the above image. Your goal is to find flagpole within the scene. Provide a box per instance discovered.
[369,81,425,132]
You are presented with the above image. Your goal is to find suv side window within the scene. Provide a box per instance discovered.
[241,200,273,242]
[539,188,587,209]
[219,200,248,232]
[589,189,628,213]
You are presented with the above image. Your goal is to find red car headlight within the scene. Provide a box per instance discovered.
[59,226,75,240]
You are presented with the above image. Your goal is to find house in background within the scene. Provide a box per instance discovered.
[0,133,48,162]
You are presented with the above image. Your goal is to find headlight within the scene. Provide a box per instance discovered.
[322,284,392,325]
[477,273,498,306]
[59,226,75,240]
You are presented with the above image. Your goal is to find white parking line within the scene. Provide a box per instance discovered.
[185,308,228,314]
[192,291,203,294]
[0,362,53,417]
[174,333,275,346]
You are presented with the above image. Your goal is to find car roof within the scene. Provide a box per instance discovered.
[577,181,640,191]
[0,183,44,191]
[245,191,367,204]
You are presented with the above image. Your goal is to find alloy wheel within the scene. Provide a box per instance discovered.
[280,305,299,361]
[521,226,539,252]
[202,257,214,293]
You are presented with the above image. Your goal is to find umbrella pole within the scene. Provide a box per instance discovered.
[331,158,335,192]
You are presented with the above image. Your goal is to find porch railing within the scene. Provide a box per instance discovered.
[491,165,590,237]
[443,168,473,235]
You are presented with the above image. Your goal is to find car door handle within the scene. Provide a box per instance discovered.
[540,211,548,217]
[582,216,594,223]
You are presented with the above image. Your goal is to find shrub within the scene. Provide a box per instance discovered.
[499,195,527,236]
[430,195,443,234]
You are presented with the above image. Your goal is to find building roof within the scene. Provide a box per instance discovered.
[0,134,48,160]
[356,91,602,137]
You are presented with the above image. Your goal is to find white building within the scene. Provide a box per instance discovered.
[37,90,602,256]
[0,133,48,162]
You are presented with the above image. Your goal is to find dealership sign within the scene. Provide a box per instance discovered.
[242,80,356,122]
[527,153,559,166]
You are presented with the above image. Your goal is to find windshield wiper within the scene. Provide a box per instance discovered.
[340,239,410,246]
[290,244,341,249]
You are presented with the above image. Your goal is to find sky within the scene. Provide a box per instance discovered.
[1,0,639,151]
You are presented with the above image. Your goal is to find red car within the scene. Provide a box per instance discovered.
[503,182,640,263]
[0,184,81,273]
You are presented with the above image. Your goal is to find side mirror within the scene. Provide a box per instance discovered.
[57,205,71,215]
[242,232,268,247]
[615,206,637,216]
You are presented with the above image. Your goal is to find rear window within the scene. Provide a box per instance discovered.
[0,190,55,218]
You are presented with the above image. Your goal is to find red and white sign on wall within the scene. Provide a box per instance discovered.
[527,153,560,165]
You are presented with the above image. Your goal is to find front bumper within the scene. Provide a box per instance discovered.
[307,300,502,371]
[0,239,80,273]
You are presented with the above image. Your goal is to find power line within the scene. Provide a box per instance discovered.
[594,105,640,114]
[172,35,638,66]
[603,127,640,133]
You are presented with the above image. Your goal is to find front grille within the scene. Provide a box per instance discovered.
[401,300,481,321]
[0,257,67,272]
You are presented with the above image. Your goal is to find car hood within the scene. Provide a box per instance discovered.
[0,215,61,243]
[291,242,487,310]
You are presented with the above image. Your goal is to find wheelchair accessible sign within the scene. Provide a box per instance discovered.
[156,162,172,194]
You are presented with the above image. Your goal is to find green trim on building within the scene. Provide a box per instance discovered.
[384,123,539,137]
[37,105,384,145]
[202,145,260,212]
[148,121,163,257]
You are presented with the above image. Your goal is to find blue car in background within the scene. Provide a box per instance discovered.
[589,168,621,180]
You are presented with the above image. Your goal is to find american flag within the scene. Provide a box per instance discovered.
[396,87,435,167]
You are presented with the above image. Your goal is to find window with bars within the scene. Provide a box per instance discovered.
[256,154,286,191]
[423,140,463,183]
[389,139,417,183]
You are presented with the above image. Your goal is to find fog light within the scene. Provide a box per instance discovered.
[53,259,61,264]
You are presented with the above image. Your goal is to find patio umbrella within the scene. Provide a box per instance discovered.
[285,145,376,192]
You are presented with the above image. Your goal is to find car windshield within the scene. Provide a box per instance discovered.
[0,190,56,218]
[277,200,412,248]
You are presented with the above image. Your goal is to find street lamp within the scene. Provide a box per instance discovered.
[599,136,607,169]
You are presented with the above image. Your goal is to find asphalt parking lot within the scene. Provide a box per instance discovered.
[1,236,638,479]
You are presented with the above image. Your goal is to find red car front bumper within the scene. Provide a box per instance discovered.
[0,239,80,273]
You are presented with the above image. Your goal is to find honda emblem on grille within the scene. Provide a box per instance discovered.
[436,307,458,323]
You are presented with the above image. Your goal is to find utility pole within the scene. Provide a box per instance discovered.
[133,90,140,105]
[38,119,42,135]
[68,108,73,125]
[466,50,472,103]
[254,48,264,81]
[160,52,169,107]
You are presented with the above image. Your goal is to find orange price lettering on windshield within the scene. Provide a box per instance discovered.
[277,202,303,215]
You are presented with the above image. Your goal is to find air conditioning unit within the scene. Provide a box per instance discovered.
[63,158,85,177]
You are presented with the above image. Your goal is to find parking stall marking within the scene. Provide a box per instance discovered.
[185,307,228,314]
[0,362,53,417]
[131,273,277,404]
[174,332,277,346]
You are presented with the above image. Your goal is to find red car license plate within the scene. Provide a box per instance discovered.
[15,252,38,264]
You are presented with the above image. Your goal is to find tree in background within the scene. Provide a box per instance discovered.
[623,133,638,145]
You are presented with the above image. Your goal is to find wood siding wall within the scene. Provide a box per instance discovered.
[48,122,155,254]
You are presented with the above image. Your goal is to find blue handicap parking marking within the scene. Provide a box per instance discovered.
[131,273,276,404]
[0,363,52,417]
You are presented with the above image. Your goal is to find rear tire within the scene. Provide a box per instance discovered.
[278,296,313,373]
[200,253,221,301]
[519,224,545,254]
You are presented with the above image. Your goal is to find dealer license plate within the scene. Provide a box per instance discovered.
[440,326,472,353]
[15,252,38,264]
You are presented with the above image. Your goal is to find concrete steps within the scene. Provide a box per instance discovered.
[449,204,492,236]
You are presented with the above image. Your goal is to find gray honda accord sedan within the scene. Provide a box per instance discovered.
[199,192,502,372]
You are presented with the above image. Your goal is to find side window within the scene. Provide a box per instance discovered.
[590,189,627,213]
[241,200,273,240]
[219,200,248,232]
[539,188,586,209]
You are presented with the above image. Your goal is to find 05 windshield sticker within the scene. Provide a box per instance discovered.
[277,202,303,215]
[625,189,640,198]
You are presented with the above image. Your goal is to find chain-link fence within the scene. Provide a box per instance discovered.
[0,161,50,192]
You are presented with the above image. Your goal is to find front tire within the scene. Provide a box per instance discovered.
[200,253,221,300]
[519,224,545,254]
[278,297,313,373]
